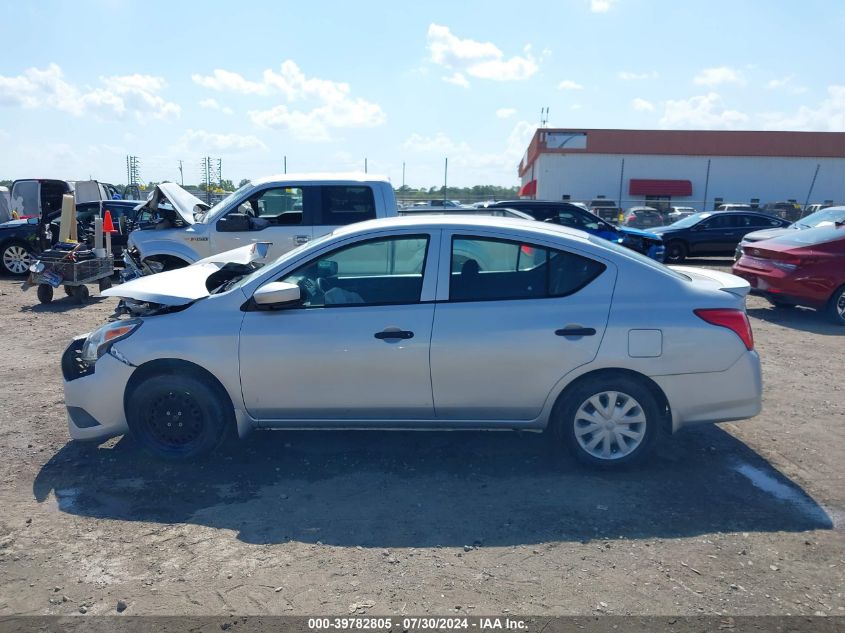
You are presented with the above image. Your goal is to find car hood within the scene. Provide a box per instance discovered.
[0,219,28,229]
[617,226,661,240]
[137,182,210,225]
[102,242,269,306]
[741,227,792,243]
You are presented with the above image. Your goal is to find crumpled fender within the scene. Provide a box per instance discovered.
[128,232,201,264]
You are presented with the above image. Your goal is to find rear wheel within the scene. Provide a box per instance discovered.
[98,276,113,291]
[664,240,687,264]
[1,242,33,276]
[828,286,845,326]
[72,285,89,304]
[127,373,232,460]
[553,374,660,468]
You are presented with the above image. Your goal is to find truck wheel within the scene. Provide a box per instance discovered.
[37,284,54,304]
[126,373,233,460]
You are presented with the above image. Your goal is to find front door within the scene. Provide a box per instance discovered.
[239,232,438,421]
[211,185,314,260]
[430,233,616,420]
[692,214,738,254]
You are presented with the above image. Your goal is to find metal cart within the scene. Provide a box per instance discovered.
[30,251,114,304]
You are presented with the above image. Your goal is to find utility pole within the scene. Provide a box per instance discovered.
[540,107,549,128]
[364,158,368,174]
[802,163,821,216]
[178,160,184,186]
[443,157,448,203]
[402,162,405,189]
[284,156,287,174]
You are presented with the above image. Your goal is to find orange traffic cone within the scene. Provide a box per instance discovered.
[103,210,116,233]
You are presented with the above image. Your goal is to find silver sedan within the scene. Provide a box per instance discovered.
[62,216,762,467]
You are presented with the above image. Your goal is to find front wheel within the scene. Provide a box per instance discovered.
[36,284,54,304]
[554,375,661,468]
[664,240,687,264]
[126,373,233,460]
[828,286,845,326]
[1,242,33,276]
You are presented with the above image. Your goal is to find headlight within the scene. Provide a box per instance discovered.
[81,319,142,364]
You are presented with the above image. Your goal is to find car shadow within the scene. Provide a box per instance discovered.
[747,305,844,336]
[19,295,108,313]
[32,426,833,547]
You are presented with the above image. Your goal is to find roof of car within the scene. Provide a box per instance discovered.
[331,213,593,243]
[251,172,390,186]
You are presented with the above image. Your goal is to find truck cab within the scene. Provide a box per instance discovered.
[128,174,399,269]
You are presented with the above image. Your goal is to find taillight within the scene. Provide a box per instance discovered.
[627,214,635,222]
[694,308,754,350]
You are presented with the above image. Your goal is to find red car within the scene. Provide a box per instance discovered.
[732,223,845,324]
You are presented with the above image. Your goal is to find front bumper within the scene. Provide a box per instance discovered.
[651,351,762,432]
[62,338,133,441]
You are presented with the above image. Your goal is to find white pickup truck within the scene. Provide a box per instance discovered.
[128,173,399,270]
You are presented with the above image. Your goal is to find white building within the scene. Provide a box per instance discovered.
[518,129,845,211]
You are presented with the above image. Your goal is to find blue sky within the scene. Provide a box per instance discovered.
[1,0,843,188]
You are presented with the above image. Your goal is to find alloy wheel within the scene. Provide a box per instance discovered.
[3,245,32,275]
[573,391,647,460]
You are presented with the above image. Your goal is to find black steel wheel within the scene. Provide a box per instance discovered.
[127,373,232,460]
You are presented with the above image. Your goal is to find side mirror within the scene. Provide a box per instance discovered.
[217,213,250,232]
[253,281,301,307]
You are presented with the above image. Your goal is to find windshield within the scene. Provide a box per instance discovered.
[795,207,845,228]
[664,212,711,228]
[199,182,256,223]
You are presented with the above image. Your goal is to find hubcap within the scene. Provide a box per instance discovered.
[837,292,845,319]
[3,245,31,274]
[145,390,205,448]
[574,391,647,460]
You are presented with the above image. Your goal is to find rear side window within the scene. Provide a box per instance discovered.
[318,186,377,225]
[450,237,606,302]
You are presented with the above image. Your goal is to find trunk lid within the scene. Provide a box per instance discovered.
[670,265,751,298]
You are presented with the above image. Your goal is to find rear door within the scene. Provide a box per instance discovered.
[430,231,615,421]
[211,185,315,259]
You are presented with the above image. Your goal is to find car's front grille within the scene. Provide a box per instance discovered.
[61,338,93,382]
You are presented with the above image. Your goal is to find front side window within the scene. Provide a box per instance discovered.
[235,187,304,226]
[700,215,735,230]
[280,236,429,307]
[318,186,376,225]
[450,237,606,302]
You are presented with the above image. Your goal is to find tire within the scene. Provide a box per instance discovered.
[553,374,661,468]
[98,276,113,291]
[73,285,89,304]
[769,298,795,309]
[36,284,54,304]
[126,373,233,460]
[664,240,687,264]
[64,285,73,296]
[1,241,33,276]
[828,285,845,326]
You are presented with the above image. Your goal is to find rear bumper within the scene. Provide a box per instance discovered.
[732,262,828,308]
[63,340,132,441]
[652,351,762,432]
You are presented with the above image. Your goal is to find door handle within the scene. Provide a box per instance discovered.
[374,329,414,340]
[555,327,596,337]
[294,235,310,245]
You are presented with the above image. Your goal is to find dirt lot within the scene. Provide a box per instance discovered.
[0,260,843,617]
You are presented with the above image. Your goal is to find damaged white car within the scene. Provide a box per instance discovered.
[63,215,762,468]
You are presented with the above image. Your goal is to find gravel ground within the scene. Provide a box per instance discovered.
[0,260,843,617]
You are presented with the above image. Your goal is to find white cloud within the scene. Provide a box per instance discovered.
[693,66,746,87]
[198,98,233,114]
[590,0,616,12]
[173,129,267,154]
[0,63,180,120]
[558,80,583,90]
[426,24,538,85]
[618,70,659,81]
[766,74,807,95]
[761,85,845,132]
[496,108,516,119]
[660,92,749,129]
[193,61,385,141]
[631,97,655,112]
